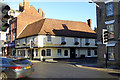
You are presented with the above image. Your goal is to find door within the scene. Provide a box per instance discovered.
[70,48,76,59]
[29,49,34,60]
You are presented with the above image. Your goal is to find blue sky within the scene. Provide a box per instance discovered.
[4,0,96,30]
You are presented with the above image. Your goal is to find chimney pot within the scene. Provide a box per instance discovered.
[23,0,29,10]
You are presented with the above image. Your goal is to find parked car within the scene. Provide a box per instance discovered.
[0,56,34,80]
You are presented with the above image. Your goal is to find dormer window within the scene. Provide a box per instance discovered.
[47,36,52,42]
[85,38,90,45]
[74,38,79,45]
[61,37,66,45]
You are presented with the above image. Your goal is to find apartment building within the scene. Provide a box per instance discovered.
[15,18,97,60]
[96,0,120,67]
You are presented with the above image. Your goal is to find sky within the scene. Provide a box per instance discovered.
[3,0,96,30]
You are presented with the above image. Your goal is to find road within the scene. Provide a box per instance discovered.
[18,61,119,80]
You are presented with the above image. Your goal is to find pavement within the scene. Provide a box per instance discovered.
[76,64,120,73]
[29,58,120,74]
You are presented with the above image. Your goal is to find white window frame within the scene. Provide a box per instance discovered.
[74,38,78,43]
[47,36,52,42]
[61,37,65,42]
[87,49,91,57]
[57,49,62,56]
[85,38,89,43]
[46,49,52,56]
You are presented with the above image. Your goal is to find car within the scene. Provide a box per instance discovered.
[0,56,34,80]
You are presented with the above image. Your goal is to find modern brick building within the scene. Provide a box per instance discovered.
[96,0,120,68]
[4,0,44,56]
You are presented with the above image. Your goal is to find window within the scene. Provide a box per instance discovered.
[64,50,68,56]
[61,37,65,42]
[106,3,113,16]
[9,34,11,42]
[33,36,35,41]
[87,49,91,56]
[47,36,52,42]
[2,60,9,65]
[13,33,16,40]
[95,39,97,44]
[85,39,89,43]
[57,49,62,56]
[46,49,51,56]
[107,24,114,39]
[25,38,27,43]
[74,38,78,42]
[36,49,38,56]
[41,50,45,56]
[94,49,97,55]
[20,50,25,56]
[108,47,115,60]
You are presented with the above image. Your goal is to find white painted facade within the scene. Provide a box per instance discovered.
[15,35,97,59]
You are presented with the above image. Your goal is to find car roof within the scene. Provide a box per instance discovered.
[0,56,27,61]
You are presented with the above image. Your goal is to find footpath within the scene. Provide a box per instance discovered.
[76,64,120,73]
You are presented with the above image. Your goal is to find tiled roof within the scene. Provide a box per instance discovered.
[17,18,97,39]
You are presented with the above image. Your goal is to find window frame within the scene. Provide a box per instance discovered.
[85,38,89,43]
[61,37,65,42]
[106,2,113,17]
[108,47,115,61]
[107,24,114,39]
[87,49,91,57]
[64,50,68,56]
[47,36,52,42]
[74,37,78,43]
[46,49,52,56]
[57,49,62,56]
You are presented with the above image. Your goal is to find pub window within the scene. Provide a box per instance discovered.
[46,49,51,56]
[47,36,52,42]
[36,49,38,56]
[64,50,68,56]
[41,50,45,56]
[87,49,91,56]
[57,49,62,56]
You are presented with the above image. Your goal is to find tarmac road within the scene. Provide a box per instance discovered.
[17,61,119,80]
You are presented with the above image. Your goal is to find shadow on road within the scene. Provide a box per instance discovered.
[108,73,120,77]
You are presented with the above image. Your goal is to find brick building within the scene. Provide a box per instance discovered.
[4,0,45,56]
[96,0,120,68]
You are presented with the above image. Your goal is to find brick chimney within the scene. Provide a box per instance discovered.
[23,0,29,10]
[87,19,92,29]
[19,3,24,12]
[38,8,42,16]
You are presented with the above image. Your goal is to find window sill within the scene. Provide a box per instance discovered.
[108,59,115,61]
